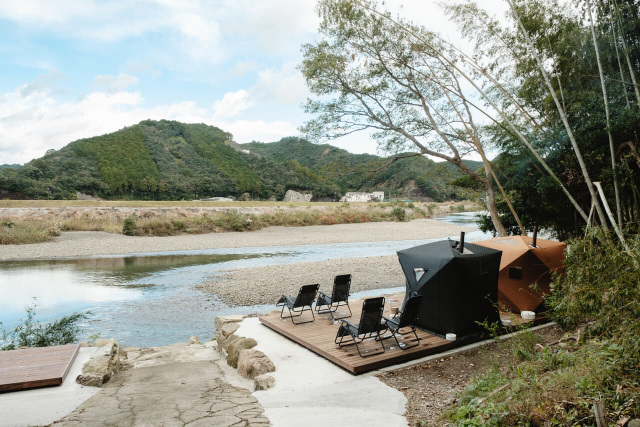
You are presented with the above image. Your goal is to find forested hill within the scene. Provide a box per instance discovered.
[0,120,479,201]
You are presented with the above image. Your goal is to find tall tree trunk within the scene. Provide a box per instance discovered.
[483,174,507,237]
[587,0,622,228]
[508,0,609,231]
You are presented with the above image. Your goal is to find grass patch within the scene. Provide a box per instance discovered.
[0,219,60,244]
[1,201,473,243]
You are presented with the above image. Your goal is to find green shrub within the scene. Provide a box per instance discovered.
[1,300,89,350]
[391,206,406,221]
[122,214,137,236]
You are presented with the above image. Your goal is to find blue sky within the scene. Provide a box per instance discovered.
[0,0,507,165]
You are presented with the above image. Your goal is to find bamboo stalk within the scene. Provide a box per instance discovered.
[508,0,609,230]
[587,0,622,228]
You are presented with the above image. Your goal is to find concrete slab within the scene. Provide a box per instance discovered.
[0,346,101,427]
[237,318,408,427]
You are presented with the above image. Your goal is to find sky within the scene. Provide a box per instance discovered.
[0,0,509,165]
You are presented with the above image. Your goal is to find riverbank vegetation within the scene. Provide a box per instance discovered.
[444,231,640,425]
[0,201,475,244]
[0,301,89,351]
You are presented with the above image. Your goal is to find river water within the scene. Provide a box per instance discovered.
[0,212,489,347]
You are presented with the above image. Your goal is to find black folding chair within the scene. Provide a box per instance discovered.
[334,297,385,357]
[315,274,352,319]
[276,284,320,325]
[381,295,422,350]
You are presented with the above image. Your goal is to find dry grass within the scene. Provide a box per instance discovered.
[1,201,480,244]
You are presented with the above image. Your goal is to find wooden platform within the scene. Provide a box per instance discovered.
[261,292,461,374]
[0,344,80,392]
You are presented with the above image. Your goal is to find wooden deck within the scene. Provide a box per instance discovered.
[261,292,460,374]
[0,343,80,392]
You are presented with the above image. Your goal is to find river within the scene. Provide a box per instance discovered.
[0,212,489,347]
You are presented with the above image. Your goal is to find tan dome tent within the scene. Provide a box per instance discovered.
[474,236,566,313]
[396,240,502,338]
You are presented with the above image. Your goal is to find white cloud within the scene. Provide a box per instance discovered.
[228,60,259,78]
[212,90,253,120]
[93,73,139,93]
[251,63,310,106]
[217,119,298,144]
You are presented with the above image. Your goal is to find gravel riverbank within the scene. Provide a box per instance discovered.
[0,218,473,261]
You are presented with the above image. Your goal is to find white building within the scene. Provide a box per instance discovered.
[340,191,384,202]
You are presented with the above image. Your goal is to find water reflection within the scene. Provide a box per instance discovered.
[1,213,486,347]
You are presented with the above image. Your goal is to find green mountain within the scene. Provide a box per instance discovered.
[0,120,480,201]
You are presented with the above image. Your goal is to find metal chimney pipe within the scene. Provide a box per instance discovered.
[532,226,538,247]
[459,231,465,253]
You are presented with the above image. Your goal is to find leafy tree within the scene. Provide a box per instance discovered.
[300,0,518,234]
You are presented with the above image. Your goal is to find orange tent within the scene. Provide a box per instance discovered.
[474,236,566,313]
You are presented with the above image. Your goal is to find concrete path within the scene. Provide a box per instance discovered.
[55,341,269,427]
[236,318,408,427]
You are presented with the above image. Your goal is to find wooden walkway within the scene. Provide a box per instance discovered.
[0,343,80,392]
[260,292,460,374]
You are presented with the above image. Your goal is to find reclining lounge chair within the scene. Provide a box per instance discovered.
[276,284,320,325]
[381,295,422,350]
[315,274,352,319]
[334,296,385,357]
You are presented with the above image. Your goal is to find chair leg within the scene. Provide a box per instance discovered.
[329,302,352,320]
[290,306,315,325]
[280,305,315,324]
[391,326,420,350]
[354,331,385,357]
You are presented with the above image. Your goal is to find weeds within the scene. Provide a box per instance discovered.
[1,299,90,350]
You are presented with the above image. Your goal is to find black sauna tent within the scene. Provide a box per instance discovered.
[396,240,502,337]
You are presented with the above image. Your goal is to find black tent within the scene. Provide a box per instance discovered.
[396,240,502,338]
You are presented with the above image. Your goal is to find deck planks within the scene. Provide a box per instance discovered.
[261,292,458,374]
[0,343,80,392]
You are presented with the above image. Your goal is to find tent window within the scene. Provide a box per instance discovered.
[414,268,427,281]
[509,267,523,280]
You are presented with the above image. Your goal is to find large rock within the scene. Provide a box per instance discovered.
[81,339,122,385]
[76,373,104,387]
[254,374,275,390]
[283,190,312,202]
[237,349,275,379]
[220,323,239,338]
[221,334,242,353]
[226,337,258,368]
[214,315,245,330]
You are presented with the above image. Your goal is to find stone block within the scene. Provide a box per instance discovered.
[214,315,245,330]
[237,349,275,379]
[226,337,258,368]
[220,323,239,338]
[253,374,275,390]
[76,373,104,387]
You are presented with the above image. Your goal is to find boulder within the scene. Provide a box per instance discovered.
[220,323,239,338]
[221,334,242,353]
[254,374,275,390]
[237,349,275,379]
[188,336,201,345]
[81,339,122,384]
[226,337,258,368]
[76,373,104,387]
[283,190,312,202]
[214,315,245,330]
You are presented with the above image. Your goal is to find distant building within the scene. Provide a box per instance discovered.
[340,191,384,202]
